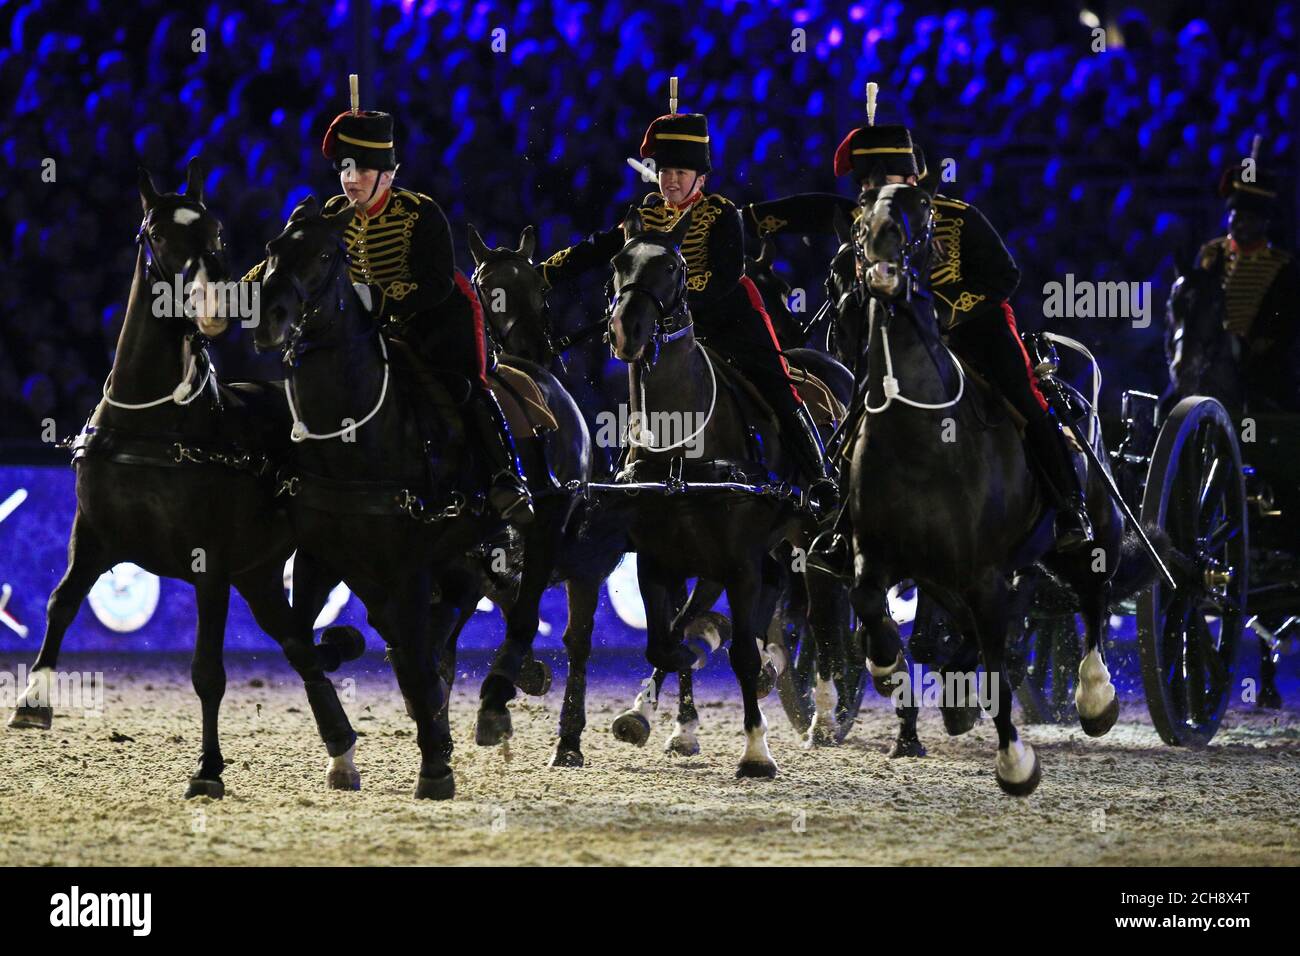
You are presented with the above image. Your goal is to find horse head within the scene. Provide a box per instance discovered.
[467,223,553,363]
[607,208,691,364]
[137,157,229,337]
[856,183,934,302]
[253,195,357,357]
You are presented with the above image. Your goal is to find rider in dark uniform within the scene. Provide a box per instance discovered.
[761,121,1094,571]
[1196,162,1300,411]
[537,110,835,503]
[245,101,533,524]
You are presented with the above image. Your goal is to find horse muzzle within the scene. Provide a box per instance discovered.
[867,260,903,297]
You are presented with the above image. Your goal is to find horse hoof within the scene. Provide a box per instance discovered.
[184,777,225,800]
[516,658,552,697]
[755,665,776,699]
[610,711,651,747]
[665,734,700,757]
[940,704,980,737]
[7,706,52,730]
[1078,696,1120,738]
[804,723,839,749]
[475,708,513,747]
[327,767,361,791]
[549,745,585,768]
[1258,686,1282,710]
[320,625,367,671]
[889,735,926,759]
[736,759,778,779]
[414,770,455,801]
[996,752,1042,797]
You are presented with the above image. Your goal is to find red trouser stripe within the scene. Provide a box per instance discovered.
[1003,300,1048,412]
[455,269,490,387]
[739,274,801,401]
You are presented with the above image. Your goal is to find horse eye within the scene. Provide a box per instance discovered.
[320,252,331,261]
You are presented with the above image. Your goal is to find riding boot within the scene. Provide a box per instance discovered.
[1024,408,1094,552]
[468,385,535,526]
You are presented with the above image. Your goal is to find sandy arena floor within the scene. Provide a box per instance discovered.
[1,651,1297,866]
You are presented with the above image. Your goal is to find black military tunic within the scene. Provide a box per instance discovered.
[1197,235,1300,410]
[245,186,487,385]
[743,191,1021,330]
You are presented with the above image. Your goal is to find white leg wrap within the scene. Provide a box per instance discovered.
[1074,648,1116,719]
[666,718,700,752]
[741,711,774,766]
[996,738,1036,785]
[17,667,54,709]
[631,677,658,720]
[326,744,358,778]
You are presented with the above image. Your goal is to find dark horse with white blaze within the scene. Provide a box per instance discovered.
[8,161,362,800]
[604,208,858,776]
[846,184,1132,795]
[254,196,508,800]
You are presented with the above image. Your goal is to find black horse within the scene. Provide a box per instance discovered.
[8,162,361,800]
[846,184,1134,795]
[603,208,865,776]
[255,196,504,800]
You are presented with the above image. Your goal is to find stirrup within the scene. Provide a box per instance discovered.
[806,530,852,578]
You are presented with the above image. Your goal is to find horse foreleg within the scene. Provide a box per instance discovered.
[184,580,230,799]
[969,573,1041,796]
[665,667,701,757]
[235,556,359,791]
[850,572,924,758]
[729,565,777,778]
[552,575,598,767]
[9,510,114,730]
[1073,579,1119,737]
[803,568,848,747]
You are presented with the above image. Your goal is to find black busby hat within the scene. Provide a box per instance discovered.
[322,110,397,172]
[1218,134,1279,218]
[640,113,711,174]
[834,124,918,183]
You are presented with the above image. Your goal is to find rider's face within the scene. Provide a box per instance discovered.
[339,165,395,207]
[1228,207,1267,246]
[659,167,702,205]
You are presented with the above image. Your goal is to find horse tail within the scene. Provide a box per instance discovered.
[1108,522,1176,603]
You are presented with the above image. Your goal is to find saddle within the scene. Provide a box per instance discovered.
[704,345,846,435]
[490,362,559,438]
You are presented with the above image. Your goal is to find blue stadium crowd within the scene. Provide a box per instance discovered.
[0,0,1295,442]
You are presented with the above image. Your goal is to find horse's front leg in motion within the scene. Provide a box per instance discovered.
[184,580,231,799]
[665,667,701,757]
[551,576,599,767]
[9,510,114,730]
[1073,579,1119,738]
[849,571,924,758]
[803,568,847,748]
[477,507,562,748]
[236,554,360,791]
[378,573,454,800]
[729,567,777,779]
[970,572,1041,796]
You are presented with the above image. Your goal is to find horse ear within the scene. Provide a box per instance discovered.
[832,205,853,244]
[622,208,643,242]
[289,194,319,222]
[517,224,536,262]
[138,166,159,211]
[184,156,205,205]
[326,201,356,232]
[467,223,490,265]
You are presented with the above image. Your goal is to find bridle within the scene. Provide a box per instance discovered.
[271,232,392,443]
[606,236,692,368]
[470,250,560,357]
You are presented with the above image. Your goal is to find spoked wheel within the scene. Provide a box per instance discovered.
[1008,613,1080,724]
[773,609,870,740]
[1138,397,1249,746]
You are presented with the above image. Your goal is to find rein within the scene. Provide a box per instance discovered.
[277,242,392,443]
[471,251,562,357]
